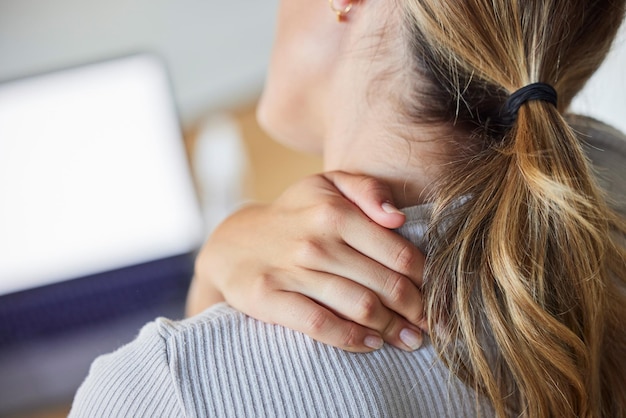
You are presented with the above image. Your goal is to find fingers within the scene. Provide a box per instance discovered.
[340,220,425,285]
[292,209,426,329]
[258,291,385,353]
[342,254,425,328]
[322,171,406,229]
[307,201,424,284]
[301,178,425,285]
[285,270,424,351]
[295,242,425,330]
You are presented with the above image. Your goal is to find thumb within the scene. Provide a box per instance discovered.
[323,171,405,229]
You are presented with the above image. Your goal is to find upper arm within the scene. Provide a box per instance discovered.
[69,321,184,418]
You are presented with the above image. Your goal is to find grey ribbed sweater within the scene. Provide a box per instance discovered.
[70,302,496,417]
[69,204,494,418]
[69,117,626,418]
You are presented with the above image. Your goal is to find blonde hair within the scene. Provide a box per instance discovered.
[401,1,626,416]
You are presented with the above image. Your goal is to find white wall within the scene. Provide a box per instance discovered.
[571,23,626,133]
[0,0,279,125]
[0,1,624,131]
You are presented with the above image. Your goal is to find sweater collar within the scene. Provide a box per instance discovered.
[396,203,433,253]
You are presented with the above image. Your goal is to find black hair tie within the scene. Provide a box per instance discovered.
[502,82,558,124]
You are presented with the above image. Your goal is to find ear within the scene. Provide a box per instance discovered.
[331,0,353,8]
[329,0,355,21]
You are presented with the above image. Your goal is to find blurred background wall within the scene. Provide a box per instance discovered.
[0,0,277,125]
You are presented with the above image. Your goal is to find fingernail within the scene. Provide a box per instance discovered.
[400,328,423,350]
[364,335,384,350]
[382,201,404,215]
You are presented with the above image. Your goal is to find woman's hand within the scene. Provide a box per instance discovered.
[189,171,426,352]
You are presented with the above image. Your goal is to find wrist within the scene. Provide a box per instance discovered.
[185,274,225,317]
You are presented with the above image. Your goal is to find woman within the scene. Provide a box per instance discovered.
[71,0,626,416]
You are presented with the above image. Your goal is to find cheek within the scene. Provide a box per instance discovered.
[257,62,325,154]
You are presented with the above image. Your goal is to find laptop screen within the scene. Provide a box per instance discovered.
[0,55,204,296]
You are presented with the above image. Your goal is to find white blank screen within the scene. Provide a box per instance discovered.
[0,55,204,295]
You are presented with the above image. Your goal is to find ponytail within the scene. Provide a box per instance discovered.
[403,1,626,416]
[426,100,626,417]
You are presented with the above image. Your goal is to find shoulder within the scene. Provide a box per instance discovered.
[69,318,184,417]
[153,304,491,417]
[568,114,626,157]
[568,114,626,216]
[69,306,245,417]
[71,303,492,417]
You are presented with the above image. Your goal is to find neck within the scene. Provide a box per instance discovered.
[318,8,453,208]
[321,96,451,208]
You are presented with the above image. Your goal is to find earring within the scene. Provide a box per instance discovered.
[329,0,353,21]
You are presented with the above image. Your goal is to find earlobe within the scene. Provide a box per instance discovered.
[329,0,354,22]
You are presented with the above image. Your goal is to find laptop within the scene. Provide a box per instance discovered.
[0,54,204,413]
